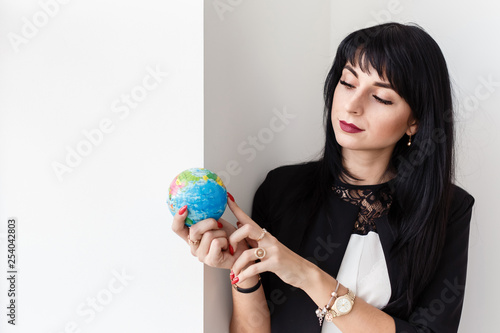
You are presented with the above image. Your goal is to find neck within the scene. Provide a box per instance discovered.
[340,148,394,185]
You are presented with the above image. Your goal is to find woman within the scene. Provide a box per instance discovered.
[172,22,474,332]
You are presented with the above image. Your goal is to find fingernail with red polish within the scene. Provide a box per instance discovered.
[217,221,223,228]
[229,245,234,255]
[227,192,235,202]
[236,221,242,228]
[231,277,239,285]
[230,271,235,280]
[178,205,187,215]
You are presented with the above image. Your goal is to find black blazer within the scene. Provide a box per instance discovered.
[251,163,474,333]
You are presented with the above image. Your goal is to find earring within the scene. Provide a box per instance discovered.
[407,133,412,146]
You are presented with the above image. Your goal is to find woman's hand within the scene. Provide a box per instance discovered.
[227,198,314,289]
[171,203,248,270]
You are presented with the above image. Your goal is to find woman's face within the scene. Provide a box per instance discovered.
[331,62,417,155]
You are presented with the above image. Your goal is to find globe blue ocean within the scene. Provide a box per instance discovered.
[167,168,227,227]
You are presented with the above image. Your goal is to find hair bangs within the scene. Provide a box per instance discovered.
[339,26,415,102]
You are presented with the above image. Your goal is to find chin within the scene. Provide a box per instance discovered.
[334,130,359,146]
[334,138,361,150]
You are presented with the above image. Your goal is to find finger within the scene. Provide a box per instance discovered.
[236,221,257,248]
[231,248,267,283]
[234,262,265,285]
[204,237,230,268]
[195,229,228,261]
[171,205,189,242]
[229,223,271,254]
[226,195,258,228]
[189,218,223,243]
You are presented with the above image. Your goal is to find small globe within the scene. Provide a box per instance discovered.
[167,168,227,227]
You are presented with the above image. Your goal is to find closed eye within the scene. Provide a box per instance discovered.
[373,95,393,105]
[340,80,355,89]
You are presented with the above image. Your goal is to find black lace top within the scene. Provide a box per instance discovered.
[332,182,392,235]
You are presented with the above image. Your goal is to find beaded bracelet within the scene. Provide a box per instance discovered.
[315,280,340,326]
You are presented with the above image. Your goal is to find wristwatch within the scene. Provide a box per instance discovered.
[325,289,355,321]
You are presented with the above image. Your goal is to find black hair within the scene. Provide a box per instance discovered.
[287,22,454,318]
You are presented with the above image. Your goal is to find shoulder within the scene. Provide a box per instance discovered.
[253,162,321,236]
[448,184,475,226]
[449,184,475,211]
[258,161,320,196]
[264,161,319,184]
[253,161,320,209]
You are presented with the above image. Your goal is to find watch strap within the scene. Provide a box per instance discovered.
[325,289,355,321]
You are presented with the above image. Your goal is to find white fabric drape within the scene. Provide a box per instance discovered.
[321,231,391,332]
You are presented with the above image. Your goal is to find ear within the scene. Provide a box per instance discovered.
[406,118,418,136]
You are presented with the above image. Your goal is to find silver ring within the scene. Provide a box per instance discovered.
[256,228,268,241]
[255,248,266,259]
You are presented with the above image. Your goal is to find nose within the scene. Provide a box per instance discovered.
[345,91,364,115]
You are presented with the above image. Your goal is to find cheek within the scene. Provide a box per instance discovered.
[370,109,411,139]
[330,86,342,117]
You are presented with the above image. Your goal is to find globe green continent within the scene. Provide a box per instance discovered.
[167,168,227,227]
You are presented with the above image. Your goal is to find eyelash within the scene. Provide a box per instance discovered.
[340,80,354,89]
[339,80,393,105]
[373,95,393,105]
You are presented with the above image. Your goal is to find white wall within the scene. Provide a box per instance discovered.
[0,1,203,332]
[204,0,331,331]
[205,0,496,332]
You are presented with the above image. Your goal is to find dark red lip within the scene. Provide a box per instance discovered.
[339,120,364,133]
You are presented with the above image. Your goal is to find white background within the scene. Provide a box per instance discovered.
[0,0,497,332]
[0,1,203,332]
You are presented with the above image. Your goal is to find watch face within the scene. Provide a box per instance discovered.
[337,298,352,313]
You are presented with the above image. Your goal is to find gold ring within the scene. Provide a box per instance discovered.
[188,235,200,246]
[255,248,266,259]
[256,228,267,241]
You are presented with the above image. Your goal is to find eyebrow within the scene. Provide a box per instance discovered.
[344,65,393,89]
